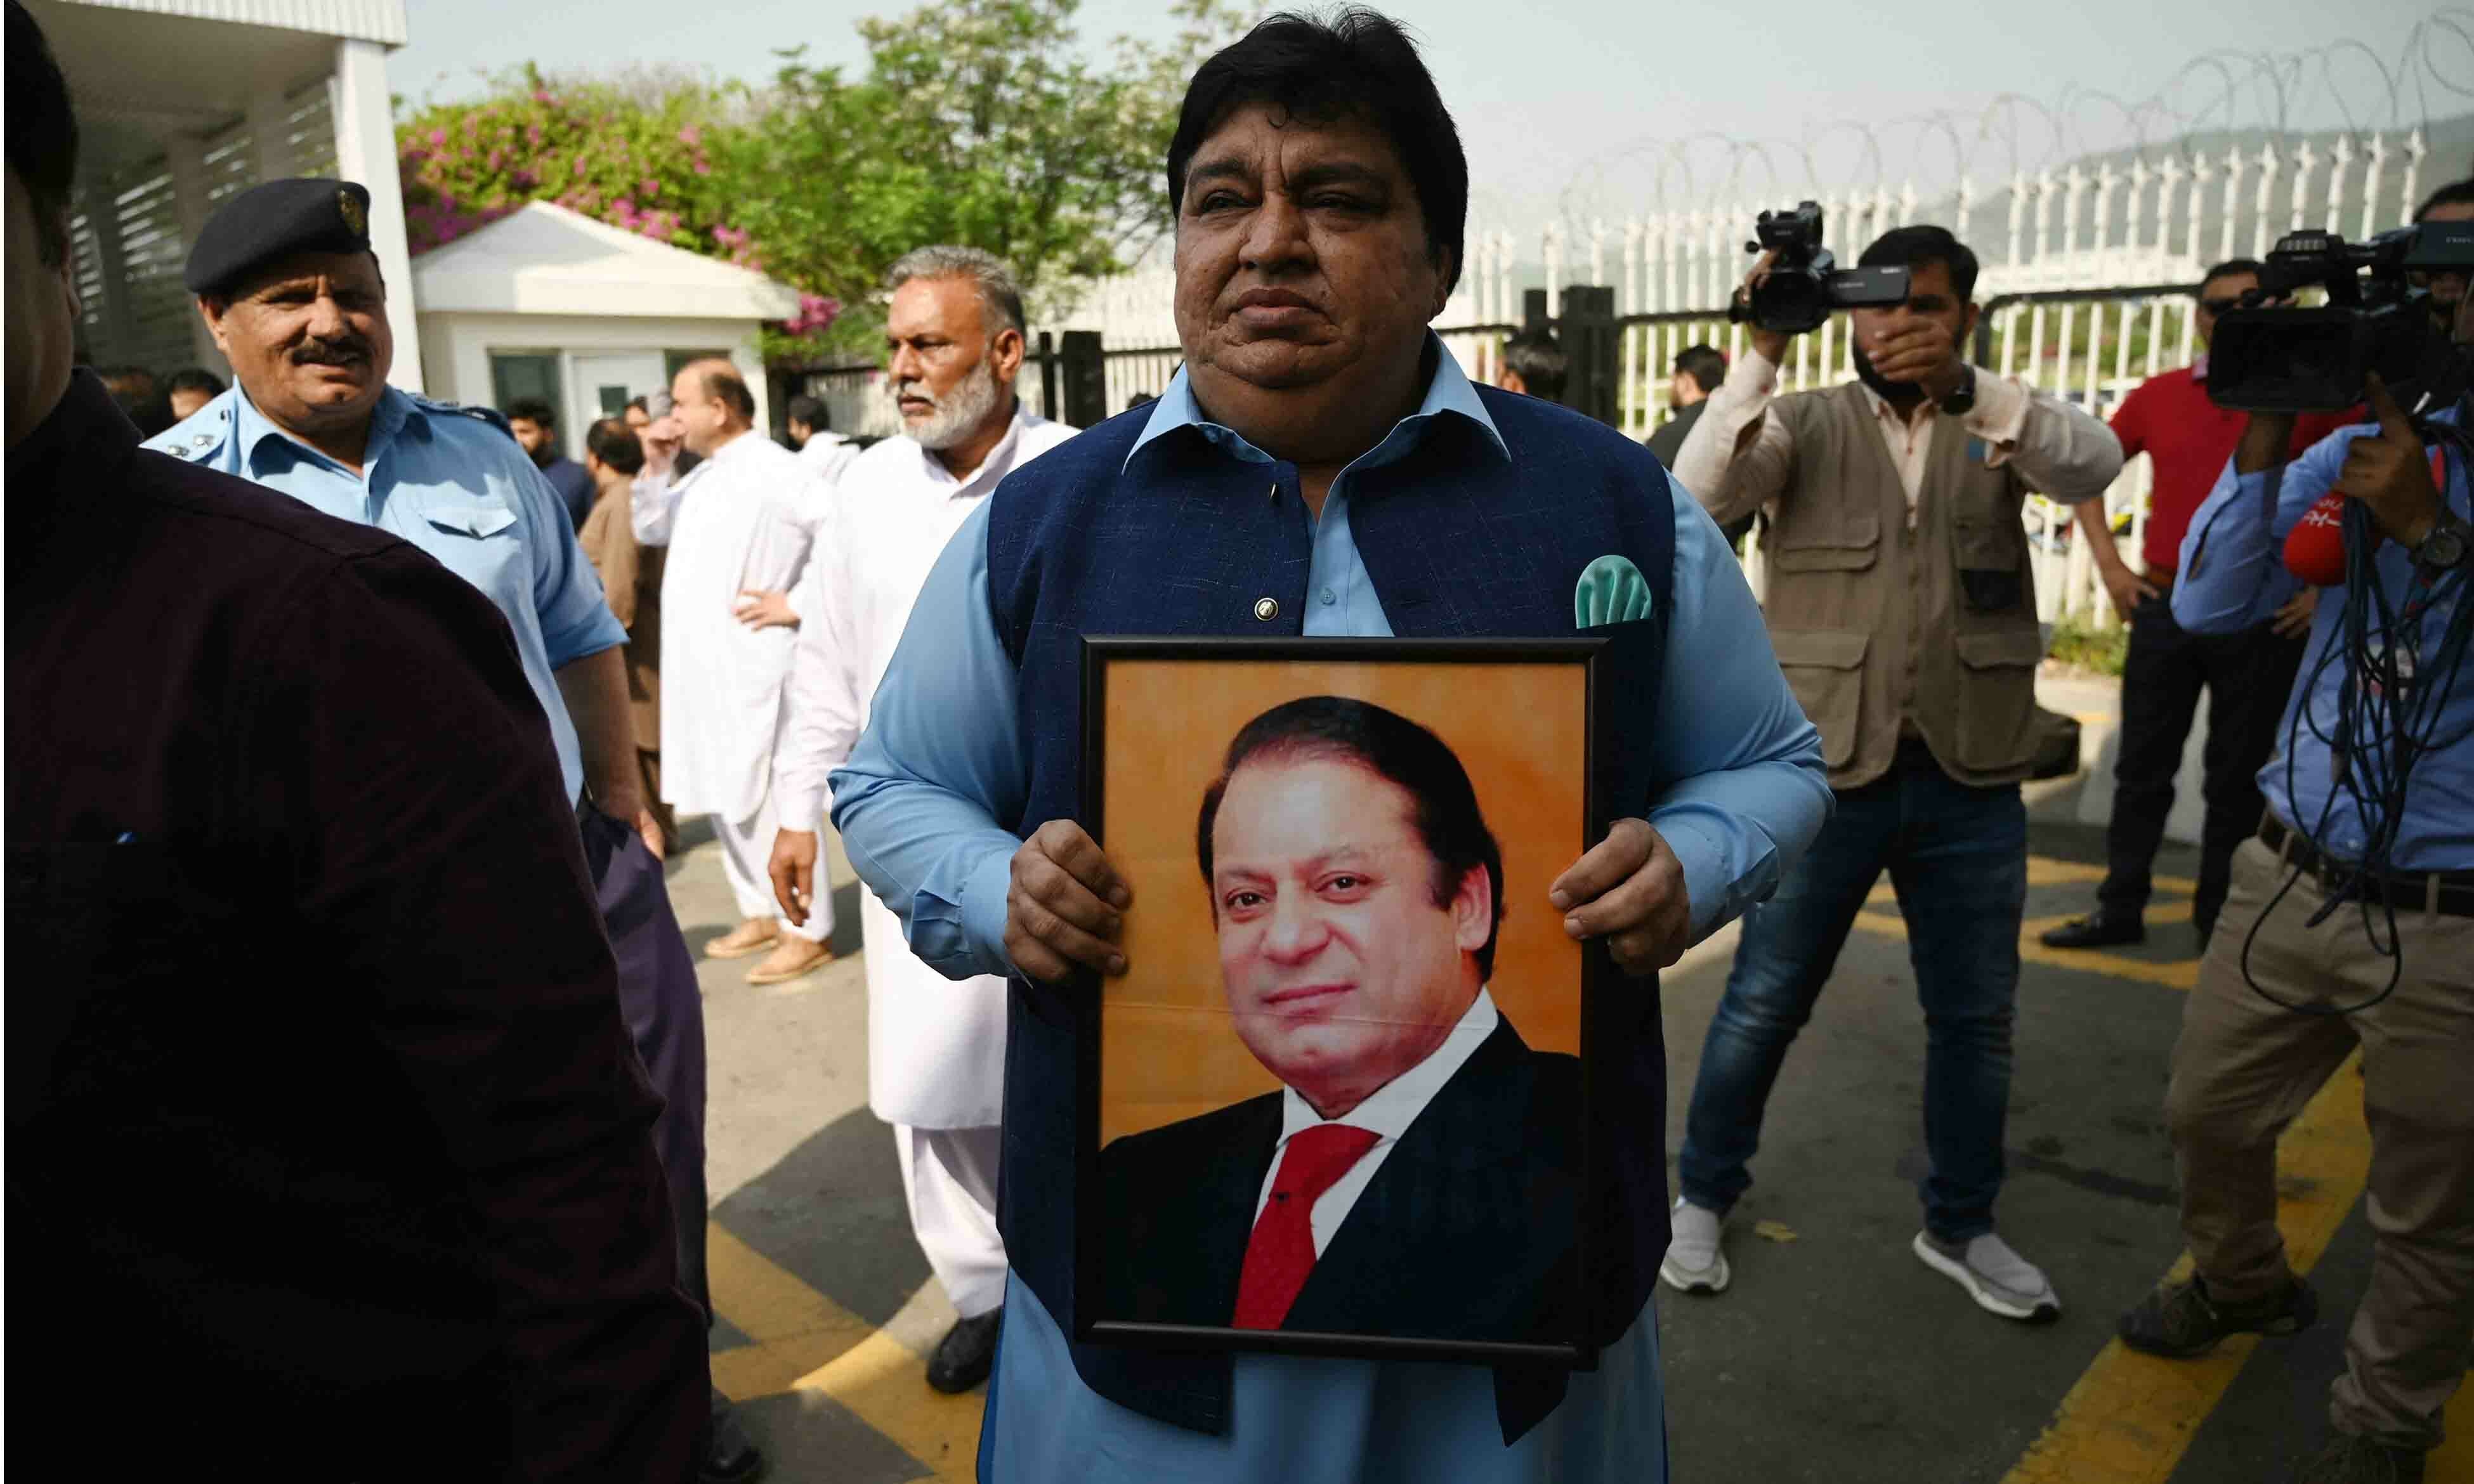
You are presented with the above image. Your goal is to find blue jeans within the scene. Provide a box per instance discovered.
[1677,750,2027,1242]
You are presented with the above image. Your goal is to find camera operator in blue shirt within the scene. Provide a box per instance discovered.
[2115,187,2474,1484]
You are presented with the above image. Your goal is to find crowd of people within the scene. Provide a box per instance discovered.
[10,1,2470,1481]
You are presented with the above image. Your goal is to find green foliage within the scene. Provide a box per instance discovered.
[396,0,1248,364]
[2046,611,2129,676]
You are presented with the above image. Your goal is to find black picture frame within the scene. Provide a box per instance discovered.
[1072,634,1616,1370]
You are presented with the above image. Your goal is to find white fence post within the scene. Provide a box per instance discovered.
[2400,127,2428,230]
[2360,131,2388,241]
[2219,143,2248,264]
[2251,141,2281,259]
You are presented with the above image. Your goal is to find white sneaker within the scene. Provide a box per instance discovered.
[1659,1197,1731,1294]
[1912,1230,2060,1323]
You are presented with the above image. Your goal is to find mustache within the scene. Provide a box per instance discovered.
[291,337,370,367]
[888,377,938,407]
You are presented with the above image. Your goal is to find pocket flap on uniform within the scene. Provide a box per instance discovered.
[1953,628,2045,670]
[1769,629,1869,670]
[425,502,517,539]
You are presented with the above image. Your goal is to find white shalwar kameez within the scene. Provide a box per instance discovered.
[774,406,1077,1316]
[636,428,832,942]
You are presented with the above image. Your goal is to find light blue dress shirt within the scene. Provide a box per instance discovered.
[2173,408,2472,869]
[828,348,1829,1483]
[147,386,627,803]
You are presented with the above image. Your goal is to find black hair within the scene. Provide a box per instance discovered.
[1502,329,1567,401]
[1167,8,1467,296]
[698,363,757,423]
[2414,177,2474,222]
[6,0,78,267]
[1673,344,1729,396]
[584,415,644,476]
[1195,695,1504,980]
[1859,224,1979,303]
[166,367,227,398]
[625,394,650,416]
[785,394,827,430]
[2197,258,2264,297]
[502,396,556,427]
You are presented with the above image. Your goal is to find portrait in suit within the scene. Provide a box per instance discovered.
[1096,696,1583,1350]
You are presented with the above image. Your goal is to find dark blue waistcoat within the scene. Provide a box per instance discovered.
[983,385,1678,1443]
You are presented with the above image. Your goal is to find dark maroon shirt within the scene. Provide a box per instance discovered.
[6,373,705,1480]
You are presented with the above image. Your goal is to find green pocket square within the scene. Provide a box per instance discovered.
[1574,554,1654,628]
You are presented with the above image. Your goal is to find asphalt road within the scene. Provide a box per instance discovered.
[675,679,2470,1484]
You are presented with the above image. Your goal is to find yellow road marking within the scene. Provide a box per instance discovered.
[1849,906,2202,991]
[1864,857,2196,905]
[1999,1052,2374,1483]
[705,1223,984,1482]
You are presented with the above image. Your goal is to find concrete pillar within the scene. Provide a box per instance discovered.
[247,93,295,183]
[330,39,422,391]
[162,133,230,377]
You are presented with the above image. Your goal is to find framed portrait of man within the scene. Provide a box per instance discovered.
[1073,637,1615,1367]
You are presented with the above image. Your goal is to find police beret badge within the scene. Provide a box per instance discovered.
[338,189,367,240]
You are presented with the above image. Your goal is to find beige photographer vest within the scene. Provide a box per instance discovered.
[1761,381,2048,791]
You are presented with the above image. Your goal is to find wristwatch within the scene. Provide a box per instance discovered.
[2412,509,2471,573]
[1935,362,1978,417]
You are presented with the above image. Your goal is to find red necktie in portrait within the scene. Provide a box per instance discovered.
[1231,1123,1383,1330]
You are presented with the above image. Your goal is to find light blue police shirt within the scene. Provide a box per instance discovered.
[146,385,627,803]
[828,347,1831,1483]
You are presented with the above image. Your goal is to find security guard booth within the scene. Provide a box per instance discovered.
[32,0,423,390]
[412,202,800,438]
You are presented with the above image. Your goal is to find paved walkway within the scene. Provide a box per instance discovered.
[679,672,2471,1482]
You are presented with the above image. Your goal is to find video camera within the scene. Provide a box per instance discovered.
[1727,202,1912,335]
[2206,220,2474,413]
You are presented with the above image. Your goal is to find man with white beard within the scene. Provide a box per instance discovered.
[634,358,836,987]
[762,245,1077,1393]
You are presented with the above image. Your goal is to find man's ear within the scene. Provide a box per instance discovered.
[1451,863,1493,956]
[1960,299,1982,350]
[991,325,1026,385]
[1431,247,1458,320]
[197,296,232,360]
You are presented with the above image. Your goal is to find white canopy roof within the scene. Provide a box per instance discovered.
[412,202,801,321]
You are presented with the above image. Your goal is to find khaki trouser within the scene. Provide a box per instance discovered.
[2165,836,2474,1448]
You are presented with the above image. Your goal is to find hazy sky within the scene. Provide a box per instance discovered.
[392,0,2461,227]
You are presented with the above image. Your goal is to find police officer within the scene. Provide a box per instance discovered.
[146,177,761,1484]
[7,2,703,1473]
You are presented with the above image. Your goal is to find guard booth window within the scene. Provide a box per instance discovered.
[489,353,560,415]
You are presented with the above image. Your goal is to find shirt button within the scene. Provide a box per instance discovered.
[1253,597,1280,621]
[1319,587,1337,606]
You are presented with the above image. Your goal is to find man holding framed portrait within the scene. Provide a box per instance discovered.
[828,8,1831,1480]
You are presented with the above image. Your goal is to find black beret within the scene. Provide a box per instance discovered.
[183,178,375,296]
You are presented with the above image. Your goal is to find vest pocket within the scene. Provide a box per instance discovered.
[1952,628,2044,772]
[1770,507,1880,573]
[1769,629,1868,769]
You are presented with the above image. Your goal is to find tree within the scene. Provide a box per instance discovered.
[395,0,1248,363]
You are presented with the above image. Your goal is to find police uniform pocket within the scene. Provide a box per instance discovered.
[1769,629,1868,769]
[1953,628,2044,772]
[424,503,518,540]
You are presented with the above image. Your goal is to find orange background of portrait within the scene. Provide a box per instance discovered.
[1097,656,1586,1147]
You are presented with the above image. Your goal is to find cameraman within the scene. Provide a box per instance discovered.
[2114,205,2474,1484]
[1663,226,2122,1320]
